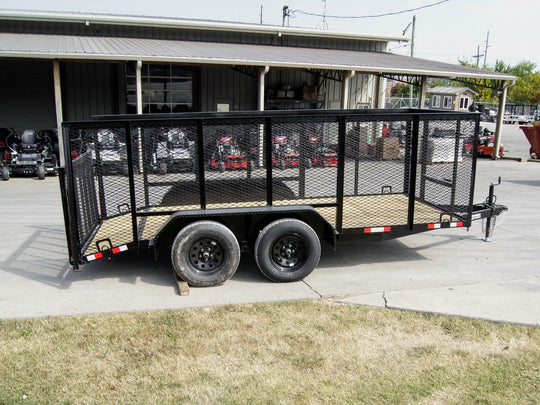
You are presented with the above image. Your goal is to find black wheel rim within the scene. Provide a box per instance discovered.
[189,238,224,273]
[271,234,306,272]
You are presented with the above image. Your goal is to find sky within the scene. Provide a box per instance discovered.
[2,0,540,69]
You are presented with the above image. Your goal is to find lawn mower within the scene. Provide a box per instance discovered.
[272,135,300,169]
[152,127,195,174]
[3,129,48,180]
[306,135,338,168]
[91,129,128,175]
[209,136,248,172]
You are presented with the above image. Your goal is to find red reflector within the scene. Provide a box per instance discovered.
[364,226,391,233]
[112,247,121,254]
[457,222,463,227]
[428,223,435,229]
[94,252,103,259]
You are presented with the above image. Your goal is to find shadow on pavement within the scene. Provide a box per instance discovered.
[0,223,473,289]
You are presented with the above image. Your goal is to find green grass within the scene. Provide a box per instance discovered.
[0,300,539,404]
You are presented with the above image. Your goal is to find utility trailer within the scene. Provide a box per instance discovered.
[59,109,507,287]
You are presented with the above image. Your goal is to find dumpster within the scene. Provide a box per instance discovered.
[520,122,540,159]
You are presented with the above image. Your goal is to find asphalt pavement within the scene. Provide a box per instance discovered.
[0,122,538,326]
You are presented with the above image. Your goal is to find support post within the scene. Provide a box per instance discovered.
[374,75,386,109]
[418,76,427,109]
[136,60,143,114]
[258,66,269,167]
[492,81,508,160]
[341,70,355,109]
[53,60,65,166]
[258,66,269,111]
[135,60,144,172]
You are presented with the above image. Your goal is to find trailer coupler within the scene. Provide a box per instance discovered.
[471,177,508,241]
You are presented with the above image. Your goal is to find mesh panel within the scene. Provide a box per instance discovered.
[341,118,410,227]
[136,124,199,209]
[67,125,133,255]
[63,110,478,259]
[272,120,338,205]
[415,118,474,223]
[203,122,264,208]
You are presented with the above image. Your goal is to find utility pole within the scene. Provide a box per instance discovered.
[402,16,416,107]
[473,45,484,67]
[260,5,263,24]
[483,31,490,67]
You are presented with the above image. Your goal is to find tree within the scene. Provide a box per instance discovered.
[457,59,540,104]
[494,60,540,103]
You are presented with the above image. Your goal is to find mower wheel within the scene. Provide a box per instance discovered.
[1,166,9,181]
[38,165,46,180]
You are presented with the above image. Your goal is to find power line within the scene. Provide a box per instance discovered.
[290,0,449,19]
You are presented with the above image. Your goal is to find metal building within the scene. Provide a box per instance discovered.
[0,9,516,160]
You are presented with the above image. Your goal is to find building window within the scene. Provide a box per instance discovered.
[459,97,469,109]
[126,63,193,113]
[443,96,453,109]
[432,95,441,108]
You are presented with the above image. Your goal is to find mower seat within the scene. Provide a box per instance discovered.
[20,130,39,153]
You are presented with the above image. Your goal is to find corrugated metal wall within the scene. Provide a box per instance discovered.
[0,60,56,133]
[199,66,257,111]
[62,62,123,121]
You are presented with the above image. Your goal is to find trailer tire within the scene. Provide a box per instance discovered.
[254,218,320,283]
[37,165,46,180]
[1,166,9,181]
[171,221,240,287]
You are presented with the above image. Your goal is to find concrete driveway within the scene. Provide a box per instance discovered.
[0,123,539,325]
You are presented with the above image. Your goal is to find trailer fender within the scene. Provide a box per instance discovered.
[153,205,336,253]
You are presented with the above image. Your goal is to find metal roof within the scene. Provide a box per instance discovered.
[0,9,406,43]
[428,86,479,95]
[0,32,517,81]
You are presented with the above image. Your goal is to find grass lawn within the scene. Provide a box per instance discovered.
[1,300,539,404]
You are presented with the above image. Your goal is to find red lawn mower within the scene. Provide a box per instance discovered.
[272,135,300,169]
[210,136,248,172]
[306,135,338,168]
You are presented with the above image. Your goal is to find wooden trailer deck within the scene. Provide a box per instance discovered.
[83,194,444,256]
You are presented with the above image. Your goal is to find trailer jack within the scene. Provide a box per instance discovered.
[471,177,508,241]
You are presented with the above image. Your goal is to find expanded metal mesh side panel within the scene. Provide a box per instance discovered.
[71,152,99,248]
[414,118,475,223]
[67,124,134,255]
[134,124,200,210]
[203,122,265,208]
[271,119,338,204]
[341,118,412,227]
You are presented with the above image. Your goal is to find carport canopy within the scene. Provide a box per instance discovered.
[0,32,517,83]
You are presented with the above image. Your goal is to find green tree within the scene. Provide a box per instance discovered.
[457,59,540,104]
[494,60,540,103]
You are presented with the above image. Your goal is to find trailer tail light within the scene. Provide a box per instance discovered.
[86,244,128,261]
[364,226,392,233]
[427,222,463,229]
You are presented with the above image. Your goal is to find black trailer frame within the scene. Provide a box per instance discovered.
[59,108,506,284]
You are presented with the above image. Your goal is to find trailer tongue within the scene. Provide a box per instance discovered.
[59,109,507,287]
